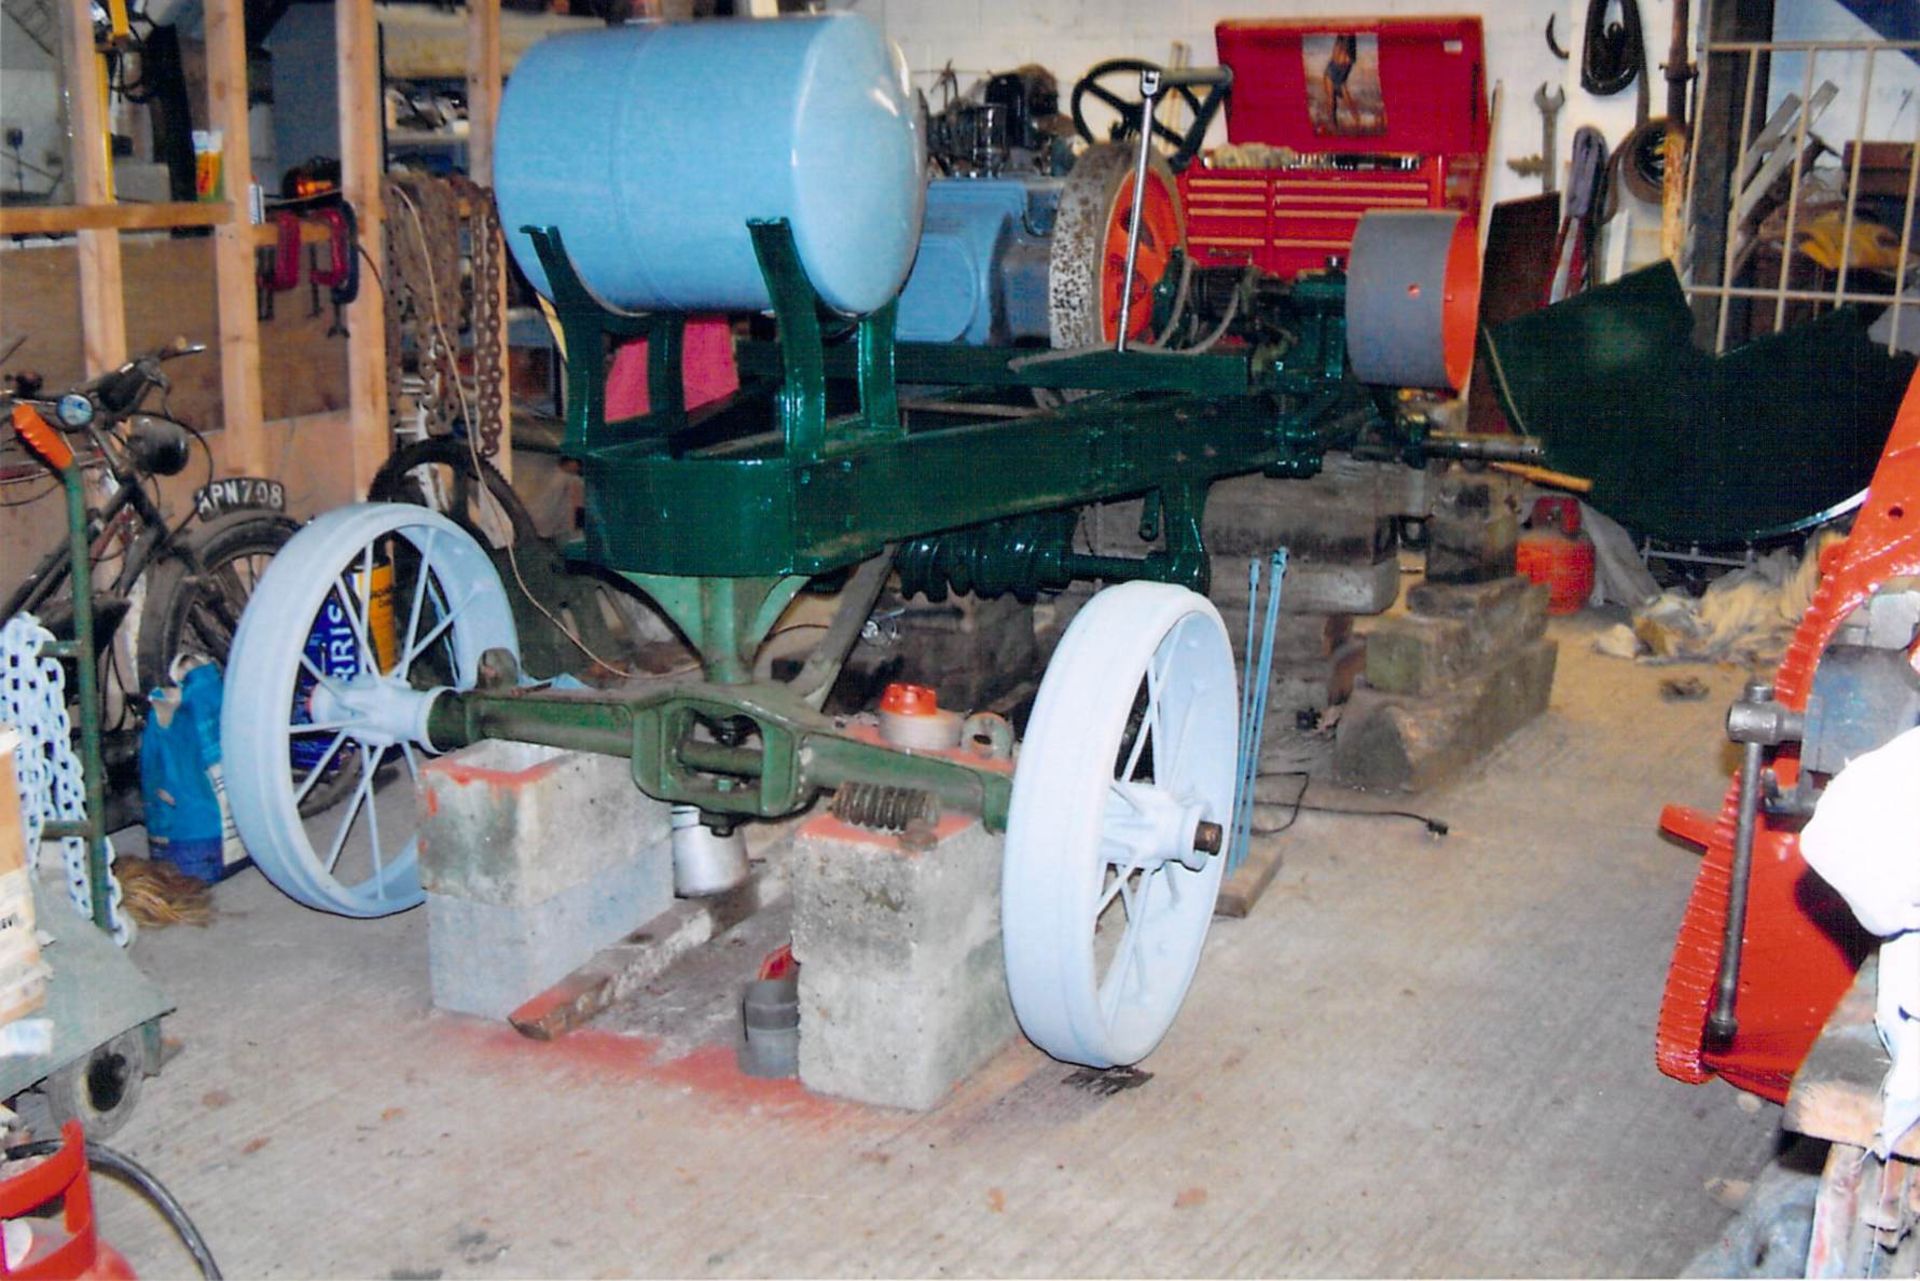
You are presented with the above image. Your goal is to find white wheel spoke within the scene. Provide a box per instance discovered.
[363,743,385,885]
[401,587,483,672]
[222,504,518,918]
[299,652,343,696]
[323,752,375,874]
[1002,582,1235,1068]
[292,731,349,806]
[357,542,377,663]
[290,720,355,735]
[397,528,438,676]
[328,577,376,678]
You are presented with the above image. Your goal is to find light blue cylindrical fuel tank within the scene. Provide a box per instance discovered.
[495,14,925,316]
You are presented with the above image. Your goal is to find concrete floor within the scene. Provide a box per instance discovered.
[87,613,1786,1277]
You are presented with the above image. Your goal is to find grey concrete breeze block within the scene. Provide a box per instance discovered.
[417,740,672,908]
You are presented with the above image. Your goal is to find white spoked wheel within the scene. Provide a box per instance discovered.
[222,503,518,917]
[1003,581,1238,1068]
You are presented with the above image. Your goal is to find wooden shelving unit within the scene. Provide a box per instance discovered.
[7,0,512,493]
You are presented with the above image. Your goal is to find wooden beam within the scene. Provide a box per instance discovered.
[0,202,230,235]
[466,0,512,479]
[58,0,127,376]
[203,0,266,472]
[340,0,390,495]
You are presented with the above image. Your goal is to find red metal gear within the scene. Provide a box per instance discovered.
[1655,368,1920,1101]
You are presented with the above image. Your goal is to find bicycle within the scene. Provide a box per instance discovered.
[3,337,298,819]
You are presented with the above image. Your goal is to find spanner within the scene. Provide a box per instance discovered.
[1535,83,1566,192]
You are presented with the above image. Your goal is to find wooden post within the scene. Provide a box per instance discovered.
[467,0,513,479]
[203,0,266,470]
[58,0,127,375]
[339,0,390,494]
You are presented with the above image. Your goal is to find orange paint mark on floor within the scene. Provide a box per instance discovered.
[433,1019,851,1124]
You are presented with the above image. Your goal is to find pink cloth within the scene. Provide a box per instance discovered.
[604,316,740,419]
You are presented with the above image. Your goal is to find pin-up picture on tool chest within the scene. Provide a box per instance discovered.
[1180,17,1490,280]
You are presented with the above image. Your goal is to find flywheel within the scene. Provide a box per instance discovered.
[1048,142,1187,350]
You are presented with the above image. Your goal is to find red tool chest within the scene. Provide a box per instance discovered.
[1180,17,1491,280]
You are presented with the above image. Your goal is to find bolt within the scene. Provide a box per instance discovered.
[1193,820,1224,856]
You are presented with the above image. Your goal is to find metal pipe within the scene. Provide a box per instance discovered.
[1115,65,1162,354]
[60,464,112,931]
[1709,680,1774,1041]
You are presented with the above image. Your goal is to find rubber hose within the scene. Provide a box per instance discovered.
[5,1138,223,1279]
[1580,0,1645,97]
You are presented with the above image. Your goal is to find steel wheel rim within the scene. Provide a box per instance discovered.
[222,504,518,917]
[1003,581,1237,1067]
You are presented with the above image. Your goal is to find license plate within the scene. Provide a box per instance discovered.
[193,476,286,520]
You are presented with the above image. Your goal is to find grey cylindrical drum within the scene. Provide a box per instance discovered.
[1344,210,1481,391]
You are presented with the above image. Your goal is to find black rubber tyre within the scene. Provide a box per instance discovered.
[39,1028,148,1140]
[367,435,538,551]
[136,509,298,699]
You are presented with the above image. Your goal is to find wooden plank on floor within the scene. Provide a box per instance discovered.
[1785,956,1920,1159]
[1215,837,1284,919]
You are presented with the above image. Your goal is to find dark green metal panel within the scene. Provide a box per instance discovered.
[1485,262,1916,544]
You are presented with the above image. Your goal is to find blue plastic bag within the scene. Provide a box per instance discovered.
[142,661,247,882]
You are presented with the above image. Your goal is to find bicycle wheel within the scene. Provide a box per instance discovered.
[137,509,298,697]
[367,435,537,552]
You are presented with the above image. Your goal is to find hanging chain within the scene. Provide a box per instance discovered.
[383,174,508,460]
[0,614,130,945]
[454,176,508,462]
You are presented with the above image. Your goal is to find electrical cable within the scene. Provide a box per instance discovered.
[4,1137,221,1279]
[389,185,637,677]
[1250,770,1450,838]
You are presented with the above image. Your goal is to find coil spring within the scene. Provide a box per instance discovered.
[830,783,940,832]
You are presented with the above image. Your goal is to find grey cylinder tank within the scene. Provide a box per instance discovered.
[494,14,925,316]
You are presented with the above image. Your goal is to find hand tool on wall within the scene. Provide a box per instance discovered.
[1535,83,1565,194]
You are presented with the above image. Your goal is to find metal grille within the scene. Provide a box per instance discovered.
[1684,37,1920,354]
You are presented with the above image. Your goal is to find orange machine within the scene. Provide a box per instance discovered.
[1656,368,1920,1101]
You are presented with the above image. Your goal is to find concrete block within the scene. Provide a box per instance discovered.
[1212,553,1402,616]
[1265,637,1368,718]
[1227,612,1354,663]
[1424,471,1520,584]
[418,741,675,1020]
[418,740,672,906]
[1333,637,1558,792]
[1203,473,1397,563]
[790,814,1016,1111]
[1365,577,1548,697]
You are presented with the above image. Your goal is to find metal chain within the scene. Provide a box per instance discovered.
[0,614,130,945]
[453,176,507,461]
[382,175,508,459]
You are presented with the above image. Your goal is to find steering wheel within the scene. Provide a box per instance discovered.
[1071,59,1204,156]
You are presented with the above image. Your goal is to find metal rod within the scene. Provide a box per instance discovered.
[1715,52,1760,354]
[1709,683,1772,1041]
[1892,103,1920,353]
[60,464,113,931]
[1772,48,1819,336]
[1834,47,1876,304]
[1115,65,1162,354]
[1704,38,1920,53]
